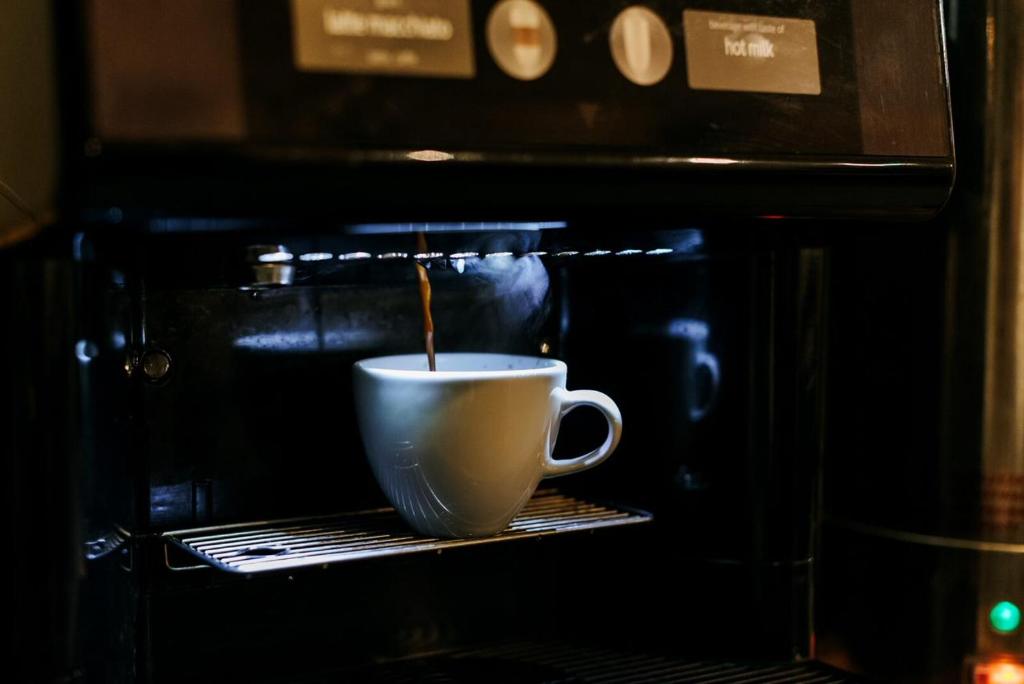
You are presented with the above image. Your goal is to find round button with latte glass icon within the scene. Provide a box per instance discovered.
[610,6,673,86]
[487,0,557,81]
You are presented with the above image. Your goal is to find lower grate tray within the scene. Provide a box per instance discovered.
[305,641,865,684]
[164,490,651,574]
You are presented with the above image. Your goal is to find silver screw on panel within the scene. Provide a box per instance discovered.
[141,349,172,382]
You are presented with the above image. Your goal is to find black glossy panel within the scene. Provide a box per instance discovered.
[64,1,954,220]
[239,0,860,155]
[82,0,952,160]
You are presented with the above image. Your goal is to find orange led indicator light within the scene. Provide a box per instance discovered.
[975,662,1024,684]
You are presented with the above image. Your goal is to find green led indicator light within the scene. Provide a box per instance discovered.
[990,601,1021,633]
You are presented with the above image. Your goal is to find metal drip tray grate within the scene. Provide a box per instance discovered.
[301,641,865,683]
[165,490,651,574]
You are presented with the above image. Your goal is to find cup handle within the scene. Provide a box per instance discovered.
[689,351,720,422]
[543,388,623,478]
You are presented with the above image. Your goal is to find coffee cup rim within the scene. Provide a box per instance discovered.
[354,352,566,379]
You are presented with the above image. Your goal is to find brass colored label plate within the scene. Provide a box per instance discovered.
[683,10,821,95]
[291,0,475,78]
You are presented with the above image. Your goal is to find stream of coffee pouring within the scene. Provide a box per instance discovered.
[415,232,437,371]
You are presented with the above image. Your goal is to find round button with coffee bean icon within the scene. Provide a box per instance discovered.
[486,0,557,81]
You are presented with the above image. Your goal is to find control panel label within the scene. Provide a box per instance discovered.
[291,0,474,78]
[683,10,820,95]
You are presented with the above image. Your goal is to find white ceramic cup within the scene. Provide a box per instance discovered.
[353,353,623,538]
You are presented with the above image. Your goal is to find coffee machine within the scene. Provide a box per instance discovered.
[5,1,954,682]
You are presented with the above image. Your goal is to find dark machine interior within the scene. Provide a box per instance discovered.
[67,221,824,681]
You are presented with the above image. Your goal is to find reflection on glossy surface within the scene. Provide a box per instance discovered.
[151,481,212,525]
[347,221,566,235]
[256,251,293,263]
[406,150,454,162]
[298,252,333,262]
[667,319,720,422]
[75,339,99,364]
[233,331,320,352]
